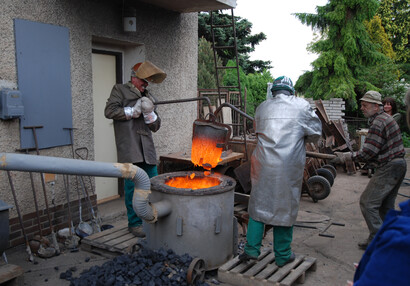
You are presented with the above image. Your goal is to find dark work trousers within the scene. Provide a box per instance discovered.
[359,157,407,241]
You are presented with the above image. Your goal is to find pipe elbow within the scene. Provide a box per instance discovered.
[130,167,172,224]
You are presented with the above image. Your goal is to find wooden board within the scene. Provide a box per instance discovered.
[218,250,317,286]
[0,264,24,284]
[81,220,141,258]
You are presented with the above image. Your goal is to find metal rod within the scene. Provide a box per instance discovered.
[154,97,214,116]
[25,149,43,238]
[23,126,60,255]
[213,102,254,122]
[6,171,34,262]
[63,175,74,236]
[306,151,336,160]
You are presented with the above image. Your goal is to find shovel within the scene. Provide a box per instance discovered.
[63,175,79,249]
[75,177,93,238]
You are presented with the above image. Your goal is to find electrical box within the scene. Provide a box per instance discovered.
[0,89,24,120]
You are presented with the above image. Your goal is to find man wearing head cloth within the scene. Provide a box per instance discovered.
[105,61,166,237]
[331,90,406,250]
[239,76,322,266]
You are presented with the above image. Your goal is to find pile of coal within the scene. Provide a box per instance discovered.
[61,247,210,286]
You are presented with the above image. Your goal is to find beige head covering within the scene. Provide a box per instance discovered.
[131,61,167,83]
[360,90,382,105]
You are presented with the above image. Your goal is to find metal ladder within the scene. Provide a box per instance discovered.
[210,9,250,160]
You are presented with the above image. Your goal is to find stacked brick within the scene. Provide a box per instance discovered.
[305,98,345,121]
[8,195,97,247]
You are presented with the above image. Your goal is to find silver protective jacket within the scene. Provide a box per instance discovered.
[248,93,322,226]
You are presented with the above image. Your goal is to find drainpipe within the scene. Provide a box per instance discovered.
[0,153,171,223]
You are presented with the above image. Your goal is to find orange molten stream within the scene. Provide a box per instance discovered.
[190,136,223,170]
[164,136,223,189]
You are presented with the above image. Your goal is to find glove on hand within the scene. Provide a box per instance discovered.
[330,152,352,165]
[143,111,158,124]
[141,97,155,114]
[124,99,142,120]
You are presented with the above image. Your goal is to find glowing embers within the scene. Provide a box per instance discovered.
[191,136,223,170]
[165,173,220,190]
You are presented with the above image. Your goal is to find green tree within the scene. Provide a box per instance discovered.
[198,37,224,89]
[365,15,396,59]
[294,0,394,109]
[222,60,274,117]
[377,0,409,63]
[198,11,271,74]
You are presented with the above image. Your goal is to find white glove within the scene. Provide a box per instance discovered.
[141,97,155,114]
[124,99,142,120]
[143,111,158,124]
[330,152,352,165]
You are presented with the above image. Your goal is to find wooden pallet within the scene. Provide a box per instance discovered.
[81,220,141,258]
[0,264,24,285]
[218,250,317,286]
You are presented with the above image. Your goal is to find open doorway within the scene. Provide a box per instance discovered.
[92,50,122,203]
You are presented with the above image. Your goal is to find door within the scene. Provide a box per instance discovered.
[92,53,119,202]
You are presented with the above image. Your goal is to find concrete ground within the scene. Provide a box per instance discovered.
[3,154,410,286]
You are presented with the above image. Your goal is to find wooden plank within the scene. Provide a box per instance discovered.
[243,252,276,277]
[0,264,24,284]
[267,255,305,283]
[92,228,130,244]
[254,263,278,280]
[82,220,128,241]
[104,233,135,246]
[218,253,316,286]
[230,259,257,273]
[280,257,317,286]
[81,220,139,257]
[219,255,242,271]
[113,237,140,252]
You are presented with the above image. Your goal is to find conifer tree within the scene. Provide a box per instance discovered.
[198,37,224,89]
[294,0,393,108]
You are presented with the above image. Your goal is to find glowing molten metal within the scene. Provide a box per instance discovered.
[191,136,223,170]
[165,174,220,189]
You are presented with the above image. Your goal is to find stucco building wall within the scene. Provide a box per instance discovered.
[0,0,198,223]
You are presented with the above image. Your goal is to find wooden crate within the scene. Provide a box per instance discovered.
[81,220,140,258]
[218,250,317,286]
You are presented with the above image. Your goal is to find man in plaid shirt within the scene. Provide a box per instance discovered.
[332,90,406,250]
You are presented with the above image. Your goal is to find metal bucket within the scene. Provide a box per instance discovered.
[145,171,236,270]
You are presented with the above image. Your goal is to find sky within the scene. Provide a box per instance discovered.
[233,0,329,82]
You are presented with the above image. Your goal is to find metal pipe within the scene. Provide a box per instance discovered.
[306,151,336,160]
[154,97,215,117]
[213,102,254,122]
[0,153,171,223]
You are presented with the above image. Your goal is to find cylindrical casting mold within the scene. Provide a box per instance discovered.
[146,171,236,270]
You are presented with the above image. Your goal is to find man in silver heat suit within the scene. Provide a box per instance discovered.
[239,76,322,266]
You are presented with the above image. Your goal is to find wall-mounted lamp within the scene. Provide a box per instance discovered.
[123,7,137,32]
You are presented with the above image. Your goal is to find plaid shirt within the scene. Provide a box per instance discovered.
[352,110,405,165]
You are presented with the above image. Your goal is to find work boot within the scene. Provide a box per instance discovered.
[276,252,295,267]
[358,239,371,250]
[238,252,258,262]
[128,225,146,238]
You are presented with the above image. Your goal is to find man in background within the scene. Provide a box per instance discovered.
[332,90,406,250]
